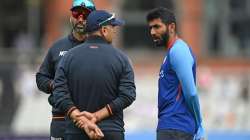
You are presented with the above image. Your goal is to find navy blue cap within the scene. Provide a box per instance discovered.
[86,10,125,32]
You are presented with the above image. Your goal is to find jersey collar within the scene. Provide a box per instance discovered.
[166,35,179,50]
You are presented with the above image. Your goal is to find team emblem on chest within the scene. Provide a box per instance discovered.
[59,51,68,56]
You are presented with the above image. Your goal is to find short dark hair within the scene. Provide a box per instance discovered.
[146,7,176,25]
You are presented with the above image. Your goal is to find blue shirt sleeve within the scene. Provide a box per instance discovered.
[169,42,203,129]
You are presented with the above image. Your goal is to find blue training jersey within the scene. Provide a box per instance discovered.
[157,39,198,134]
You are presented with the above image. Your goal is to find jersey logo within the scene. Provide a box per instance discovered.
[51,136,63,140]
[59,51,68,56]
[89,45,99,49]
[159,70,164,78]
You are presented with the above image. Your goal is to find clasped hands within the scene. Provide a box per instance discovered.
[70,110,104,140]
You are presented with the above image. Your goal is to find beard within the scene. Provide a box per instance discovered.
[153,32,169,47]
[72,21,86,35]
[74,24,86,35]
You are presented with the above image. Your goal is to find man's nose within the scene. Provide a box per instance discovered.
[78,15,84,22]
[150,29,156,36]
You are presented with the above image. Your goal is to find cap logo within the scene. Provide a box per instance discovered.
[80,2,85,7]
[98,13,115,26]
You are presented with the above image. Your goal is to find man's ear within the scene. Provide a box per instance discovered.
[100,26,108,36]
[99,26,105,37]
[169,23,176,33]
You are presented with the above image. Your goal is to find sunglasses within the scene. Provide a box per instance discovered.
[71,9,90,19]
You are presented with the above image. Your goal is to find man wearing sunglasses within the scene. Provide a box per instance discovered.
[36,0,96,139]
[53,10,136,140]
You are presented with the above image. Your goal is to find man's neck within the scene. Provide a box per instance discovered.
[72,31,87,42]
[167,34,178,49]
[88,32,111,44]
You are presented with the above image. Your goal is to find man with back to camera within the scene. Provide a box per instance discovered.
[52,10,136,140]
[35,0,96,139]
[146,7,205,140]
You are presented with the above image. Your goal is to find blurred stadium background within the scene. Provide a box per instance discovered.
[0,0,250,139]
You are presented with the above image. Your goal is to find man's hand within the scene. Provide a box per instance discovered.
[83,120,104,140]
[78,111,98,123]
[74,111,98,128]
[74,115,104,139]
[69,109,104,139]
[73,115,87,128]
[194,124,205,140]
[76,105,111,126]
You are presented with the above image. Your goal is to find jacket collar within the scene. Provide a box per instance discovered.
[85,35,110,44]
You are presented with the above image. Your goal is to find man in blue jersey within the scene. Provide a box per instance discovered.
[146,7,205,140]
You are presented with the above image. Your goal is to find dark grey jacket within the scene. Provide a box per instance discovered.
[36,34,83,115]
[53,36,136,133]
